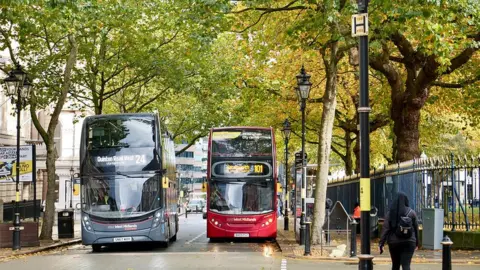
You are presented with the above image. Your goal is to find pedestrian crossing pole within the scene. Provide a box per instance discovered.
[352,0,373,269]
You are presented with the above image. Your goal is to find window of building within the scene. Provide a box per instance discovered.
[176,151,194,158]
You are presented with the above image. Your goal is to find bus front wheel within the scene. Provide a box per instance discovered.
[92,244,102,252]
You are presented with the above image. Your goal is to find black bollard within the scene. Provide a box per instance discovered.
[12,213,21,250]
[185,206,188,218]
[441,235,453,270]
[351,219,357,257]
[304,221,311,256]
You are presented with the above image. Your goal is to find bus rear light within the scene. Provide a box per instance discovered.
[268,218,273,223]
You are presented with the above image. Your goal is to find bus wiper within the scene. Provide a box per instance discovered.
[116,172,135,178]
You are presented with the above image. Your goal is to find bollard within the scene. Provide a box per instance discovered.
[304,221,311,256]
[12,213,21,250]
[350,219,357,257]
[441,235,453,270]
[185,206,188,219]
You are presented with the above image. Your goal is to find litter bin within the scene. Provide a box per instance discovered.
[58,209,74,238]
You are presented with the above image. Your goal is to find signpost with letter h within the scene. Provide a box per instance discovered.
[352,0,373,269]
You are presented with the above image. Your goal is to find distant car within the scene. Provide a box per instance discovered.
[202,206,207,219]
[187,199,204,212]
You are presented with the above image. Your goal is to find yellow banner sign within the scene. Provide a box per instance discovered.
[360,178,370,211]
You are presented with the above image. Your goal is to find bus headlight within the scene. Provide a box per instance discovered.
[82,215,92,231]
[211,218,221,227]
[152,211,163,228]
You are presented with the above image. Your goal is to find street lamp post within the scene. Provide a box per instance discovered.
[69,167,75,209]
[281,119,291,231]
[295,66,312,248]
[3,64,32,251]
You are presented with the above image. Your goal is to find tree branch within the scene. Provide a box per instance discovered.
[175,133,208,156]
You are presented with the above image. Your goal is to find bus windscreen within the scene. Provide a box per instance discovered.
[211,130,272,157]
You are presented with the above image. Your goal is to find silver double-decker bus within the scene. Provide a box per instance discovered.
[80,113,178,251]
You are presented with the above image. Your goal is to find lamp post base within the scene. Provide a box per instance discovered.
[299,213,306,245]
[358,254,374,270]
[284,216,289,231]
[12,213,21,250]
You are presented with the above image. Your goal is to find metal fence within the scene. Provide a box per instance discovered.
[327,154,480,231]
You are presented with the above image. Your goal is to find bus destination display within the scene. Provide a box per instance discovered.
[212,162,271,177]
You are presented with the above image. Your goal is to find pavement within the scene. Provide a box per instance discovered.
[275,215,480,265]
[0,219,82,260]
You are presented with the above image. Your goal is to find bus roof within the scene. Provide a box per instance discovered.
[210,126,272,131]
[84,113,156,121]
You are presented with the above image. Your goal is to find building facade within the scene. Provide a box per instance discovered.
[175,137,208,201]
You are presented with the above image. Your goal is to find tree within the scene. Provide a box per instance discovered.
[72,0,233,116]
[0,2,79,240]
[369,1,480,162]
[228,0,360,244]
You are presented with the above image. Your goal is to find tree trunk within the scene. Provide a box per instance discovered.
[36,35,78,240]
[344,131,354,176]
[392,103,421,162]
[39,142,57,240]
[354,134,360,174]
[311,43,339,245]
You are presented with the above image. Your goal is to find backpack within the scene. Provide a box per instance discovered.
[395,209,413,239]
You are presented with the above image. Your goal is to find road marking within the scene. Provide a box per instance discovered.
[280,258,287,270]
[185,232,206,245]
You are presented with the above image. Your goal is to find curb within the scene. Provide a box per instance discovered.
[0,238,82,260]
[281,254,480,265]
[276,242,480,265]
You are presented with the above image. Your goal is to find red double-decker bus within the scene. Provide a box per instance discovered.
[206,127,277,240]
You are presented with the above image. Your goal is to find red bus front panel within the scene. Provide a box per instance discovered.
[206,211,277,239]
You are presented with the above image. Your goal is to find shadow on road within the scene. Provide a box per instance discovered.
[89,242,169,253]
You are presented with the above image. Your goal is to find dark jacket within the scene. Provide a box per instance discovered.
[379,207,419,247]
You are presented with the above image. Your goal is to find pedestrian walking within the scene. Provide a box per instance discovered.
[379,192,419,270]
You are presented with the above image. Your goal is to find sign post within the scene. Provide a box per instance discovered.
[353,0,373,269]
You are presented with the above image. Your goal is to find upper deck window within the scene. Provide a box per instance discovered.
[211,129,272,157]
[87,116,155,150]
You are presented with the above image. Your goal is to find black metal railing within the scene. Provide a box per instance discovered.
[2,200,41,222]
[327,154,480,231]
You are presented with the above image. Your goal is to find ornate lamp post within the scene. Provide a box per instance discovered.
[295,65,312,247]
[3,64,32,250]
[281,119,291,231]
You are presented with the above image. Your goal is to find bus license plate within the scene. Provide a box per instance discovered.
[113,237,132,242]
[234,233,249,238]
